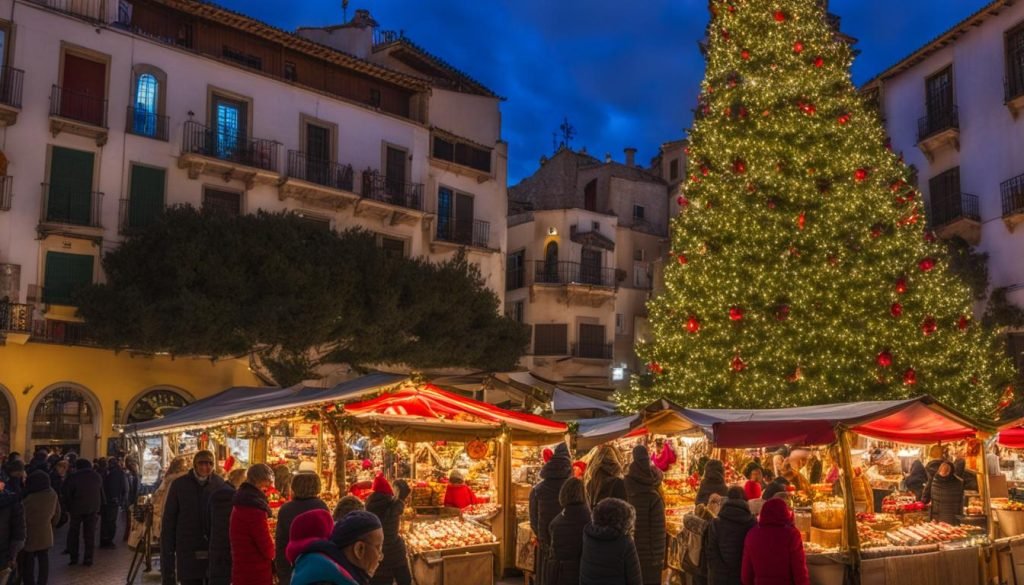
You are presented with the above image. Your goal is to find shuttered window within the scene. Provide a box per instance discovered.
[534,324,568,356]
[43,252,94,305]
[48,146,94,225]
[203,187,241,216]
[128,164,165,228]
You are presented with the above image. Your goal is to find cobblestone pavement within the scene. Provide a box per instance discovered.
[47,515,522,584]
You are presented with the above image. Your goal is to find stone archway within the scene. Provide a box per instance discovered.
[0,384,15,457]
[28,383,102,460]
[123,386,192,425]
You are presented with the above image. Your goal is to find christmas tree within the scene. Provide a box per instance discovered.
[625,0,1017,417]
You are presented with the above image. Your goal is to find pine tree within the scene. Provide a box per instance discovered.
[624,0,1017,417]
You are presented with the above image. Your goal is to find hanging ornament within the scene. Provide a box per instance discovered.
[999,386,1016,409]
[854,168,869,182]
[814,56,824,68]
[797,212,806,230]
[686,315,701,334]
[786,366,803,382]
[918,257,936,272]
[773,10,786,22]
[876,349,893,368]
[677,195,690,207]
[776,304,790,321]
[767,198,777,209]
[957,315,970,331]
[690,174,701,184]
[721,29,730,41]
[731,355,747,372]
[741,49,751,60]
[924,231,937,243]
[890,303,903,318]
[647,362,663,375]
[798,101,816,116]
[870,224,883,239]
[895,277,908,294]
[903,368,917,386]
[701,165,710,176]
[677,253,688,265]
[729,306,744,321]
[837,113,851,125]
[793,41,804,54]
[738,106,749,119]
[733,158,747,174]
[727,3,736,12]
[920,316,937,336]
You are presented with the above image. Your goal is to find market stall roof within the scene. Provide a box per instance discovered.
[341,383,567,444]
[661,396,982,448]
[552,387,616,415]
[996,416,1024,448]
[124,372,408,436]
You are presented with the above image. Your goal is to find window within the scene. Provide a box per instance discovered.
[506,301,524,323]
[127,164,165,229]
[633,248,646,262]
[577,323,608,359]
[534,324,568,355]
[59,51,107,127]
[46,146,95,226]
[43,252,94,305]
[1007,24,1024,101]
[369,88,382,107]
[669,158,679,181]
[506,250,525,290]
[540,242,559,283]
[31,387,93,442]
[295,212,330,231]
[584,179,597,211]
[615,313,625,335]
[203,187,241,216]
[633,261,649,288]
[284,61,297,82]
[432,135,492,173]
[580,248,602,285]
[925,66,954,128]
[133,74,158,134]
[436,187,477,245]
[379,235,406,259]
[222,46,262,70]
[927,167,962,227]
[633,204,646,220]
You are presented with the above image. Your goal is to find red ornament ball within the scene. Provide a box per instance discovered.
[890,303,903,318]
[895,278,908,294]
[727,3,736,12]
[876,350,893,368]
[733,159,747,174]
[903,368,917,386]
[677,195,690,207]
[686,316,701,334]
[919,257,936,272]
[729,306,744,321]
[741,49,751,61]
[677,254,688,265]
[773,10,786,22]
[731,355,746,372]
[924,231,937,243]
[647,362,663,375]
[797,212,806,230]
[799,102,816,116]
[921,316,937,336]
[957,315,970,331]
[776,304,790,321]
[793,41,804,54]
[701,165,710,176]
[838,113,851,125]
[854,168,869,182]
[813,56,824,68]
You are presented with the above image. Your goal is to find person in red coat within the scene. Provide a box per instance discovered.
[651,438,677,472]
[740,498,809,585]
[744,466,765,501]
[230,464,276,585]
[442,470,477,509]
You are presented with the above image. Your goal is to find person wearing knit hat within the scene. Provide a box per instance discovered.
[366,475,412,585]
[286,508,333,566]
[542,448,554,464]
[370,473,394,497]
[291,510,383,585]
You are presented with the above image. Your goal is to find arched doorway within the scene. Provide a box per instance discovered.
[29,384,101,460]
[0,385,13,457]
[542,241,559,283]
[124,387,191,425]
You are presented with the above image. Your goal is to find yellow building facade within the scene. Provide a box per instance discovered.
[0,340,259,460]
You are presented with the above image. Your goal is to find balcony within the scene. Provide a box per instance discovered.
[38,183,104,236]
[49,85,108,145]
[573,342,613,360]
[27,0,114,24]
[916,105,959,162]
[126,107,169,141]
[434,218,491,249]
[532,260,617,306]
[33,317,92,346]
[1002,172,1024,231]
[0,176,11,211]
[279,150,358,210]
[179,120,280,188]
[0,67,24,126]
[357,170,426,226]
[0,302,31,344]
[118,197,166,234]
[928,192,980,245]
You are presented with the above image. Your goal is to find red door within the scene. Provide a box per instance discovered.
[61,54,106,126]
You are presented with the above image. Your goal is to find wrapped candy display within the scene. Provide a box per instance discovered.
[404,518,498,553]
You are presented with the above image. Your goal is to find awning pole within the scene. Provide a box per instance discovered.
[978,432,996,542]
[836,426,861,579]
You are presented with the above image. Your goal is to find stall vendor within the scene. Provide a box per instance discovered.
[442,470,477,509]
[651,438,677,472]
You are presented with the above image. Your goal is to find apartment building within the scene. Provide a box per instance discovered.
[863,0,1024,369]
[0,0,506,457]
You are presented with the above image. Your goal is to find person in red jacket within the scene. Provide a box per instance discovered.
[230,464,276,585]
[651,438,677,472]
[442,470,477,509]
[744,466,765,501]
[740,497,809,585]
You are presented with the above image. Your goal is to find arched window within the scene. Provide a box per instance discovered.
[126,388,189,424]
[133,73,159,136]
[542,241,559,282]
[31,386,93,442]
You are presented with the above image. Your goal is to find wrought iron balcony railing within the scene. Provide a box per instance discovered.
[182,120,279,173]
[40,183,103,228]
[126,106,169,141]
[436,218,490,248]
[50,85,107,128]
[361,171,424,212]
[533,261,616,287]
[917,105,959,142]
[287,150,354,192]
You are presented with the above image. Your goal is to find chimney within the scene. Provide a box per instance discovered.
[624,147,637,167]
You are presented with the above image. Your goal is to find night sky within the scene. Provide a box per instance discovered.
[215,0,990,184]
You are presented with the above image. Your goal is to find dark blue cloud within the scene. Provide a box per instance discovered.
[215,0,990,183]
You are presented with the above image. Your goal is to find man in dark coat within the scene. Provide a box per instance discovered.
[64,458,103,566]
[546,477,590,585]
[365,476,411,585]
[924,460,964,525]
[696,459,729,506]
[161,450,225,585]
[100,457,129,548]
[624,445,666,585]
[580,497,643,585]
[705,487,755,585]
[207,475,236,585]
[530,442,572,585]
[0,486,25,572]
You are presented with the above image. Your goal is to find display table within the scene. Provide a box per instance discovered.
[806,552,847,585]
[411,543,499,585]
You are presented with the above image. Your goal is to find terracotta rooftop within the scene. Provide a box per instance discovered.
[373,32,501,99]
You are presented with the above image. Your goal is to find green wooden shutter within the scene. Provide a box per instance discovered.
[44,252,94,305]
[128,165,165,228]
[48,147,94,225]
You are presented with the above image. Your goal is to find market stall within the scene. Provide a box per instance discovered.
[337,384,567,584]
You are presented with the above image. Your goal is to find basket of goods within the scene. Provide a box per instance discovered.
[462,503,501,521]
[881,493,925,514]
[403,518,497,553]
[810,499,844,548]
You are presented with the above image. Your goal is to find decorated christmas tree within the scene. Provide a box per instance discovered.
[625,0,1017,417]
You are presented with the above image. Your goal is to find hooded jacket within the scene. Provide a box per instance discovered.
[530,445,573,547]
[740,499,809,585]
[625,447,666,585]
[275,495,330,584]
[364,490,409,572]
[546,501,590,585]
[904,460,928,501]
[586,447,627,507]
[580,498,643,585]
[291,539,361,585]
[706,498,755,585]
[924,471,964,525]
[22,471,59,552]
[287,509,334,566]
[230,482,275,585]
[0,490,25,566]
[697,460,729,506]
